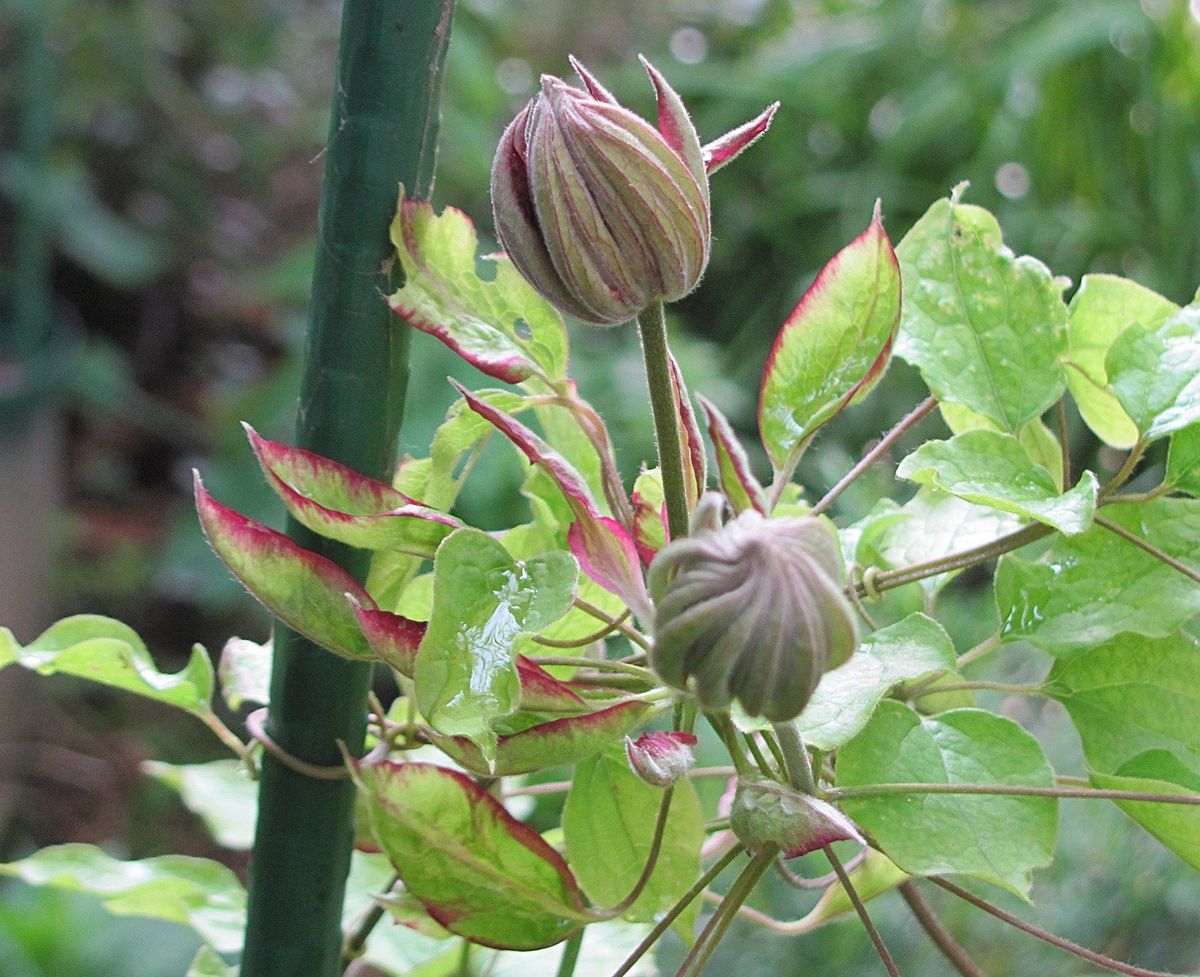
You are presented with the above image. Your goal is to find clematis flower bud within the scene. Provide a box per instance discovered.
[625,730,698,787]
[731,779,864,858]
[491,56,777,325]
[649,493,859,722]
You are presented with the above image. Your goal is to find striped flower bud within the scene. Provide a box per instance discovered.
[648,493,859,722]
[491,56,776,325]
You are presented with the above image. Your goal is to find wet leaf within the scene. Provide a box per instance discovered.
[1107,304,1200,441]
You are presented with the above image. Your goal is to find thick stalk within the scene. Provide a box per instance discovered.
[636,302,691,540]
[239,4,453,977]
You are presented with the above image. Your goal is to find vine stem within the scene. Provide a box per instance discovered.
[811,396,938,517]
[826,783,1200,806]
[1098,440,1146,500]
[637,301,691,541]
[341,873,399,966]
[772,721,816,794]
[609,846,745,977]
[555,929,584,977]
[529,655,658,682]
[1094,516,1200,584]
[910,680,1045,699]
[929,876,1184,977]
[595,787,676,918]
[573,598,651,650]
[198,709,259,778]
[504,766,737,798]
[531,610,632,649]
[899,881,988,977]
[826,845,902,977]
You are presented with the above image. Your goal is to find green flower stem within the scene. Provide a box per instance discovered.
[573,597,651,649]
[928,876,1180,977]
[1095,516,1200,584]
[825,844,902,977]
[530,609,632,649]
[827,783,1200,806]
[527,654,658,682]
[610,845,745,977]
[707,712,753,777]
[899,882,988,977]
[636,301,691,541]
[239,4,453,977]
[555,929,584,977]
[676,847,778,977]
[742,733,780,780]
[811,396,939,517]
[772,721,816,794]
[910,680,1045,699]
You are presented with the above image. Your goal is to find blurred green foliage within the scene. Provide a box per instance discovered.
[2,0,1199,974]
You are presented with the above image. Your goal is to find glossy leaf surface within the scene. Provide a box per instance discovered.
[1107,304,1200,441]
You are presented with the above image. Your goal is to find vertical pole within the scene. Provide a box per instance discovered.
[239,4,454,976]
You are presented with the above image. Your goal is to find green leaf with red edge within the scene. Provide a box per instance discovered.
[425,389,531,511]
[414,528,577,763]
[194,473,374,660]
[668,351,706,508]
[698,394,766,515]
[514,655,588,713]
[631,468,667,564]
[387,186,569,385]
[425,700,652,777]
[455,383,651,622]
[351,600,426,676]
[793,850,909,932]
[759,203,901,470]
[353,761,589,950]
[245,424,461,556]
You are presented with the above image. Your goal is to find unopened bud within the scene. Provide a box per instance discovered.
[625,730,698,787]
[649,493,859,722]
[731,779,863,858]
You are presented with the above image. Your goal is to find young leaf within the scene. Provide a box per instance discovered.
[1166,424,1200,496]
[795,613,956,751]
[426,700,652,777]
[1044,631,1200,775]
[353,762,589,949]
[793,849,909,932]
[668,351,707,507]
[415,528,577,762]
[1064,273,1177,448]
[187,946,236,977]
[217,636,270,710]
[0,844,247,953]
[456,383,651,622]
[896,192,1067,432]
[142,759,258,850]
[351,600,426,676]
[759,204,901,469]
[387,187,569,385]
[563,750,703,932]
[1106,304,1200,441]
[195,473,375,660]
[1089,751,1200,871]
[247,423,461,556]
[937,401,1063,491]
[5,615,213,717]
[896,430,1097,535]
[837,703,1058,898]
[996,498,1200,656]
[425,388,531,511]
[631,467,667,564]
[697,394,767,515]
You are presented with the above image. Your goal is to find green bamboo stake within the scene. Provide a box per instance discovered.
[239,4,454,976]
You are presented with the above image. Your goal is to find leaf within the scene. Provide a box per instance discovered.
[218,636,270,710]
[414,528,577,762]
[668,351,706,508]
[387,187,569,385]
[995,498,1200,656]
[456,383,651,622]
[353,762,588,950]
[247,424,461,556]
[563,751,703,935]
[1107,304,1200,441]
[352,601,427,676]
[1064,273,1177,448]
[187,946,236,977]
[6,615,213,717]
[195,473,375,659]
[631,468,667,564]
[0,844,247,953]
[1089,751,1200,871]
[759,204,901,469]
[795,613,956,751]
[896,192,1067,431]
[793,849,909,932]
[837,703,1058,898]
[142,759,258,850]
[425,389,530,511]
[896,430,1097,535]
[427,700,652,777]
[937,401,1064,491]
[874,488,1024,596]
[1166,424,1200,496]
[1044,631,1200,775]
[697,394,767,515]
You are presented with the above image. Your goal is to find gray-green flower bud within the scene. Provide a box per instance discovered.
[648,494,859,722]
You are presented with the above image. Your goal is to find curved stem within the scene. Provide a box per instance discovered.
[767,432,817,513]
[637,301,690,540]
[198,709,259,778]
[827,782,1200,805]
[826,845,901,977]
[929,876,1182,977]
[1094,516,1200,584]
[1098,441,1146,500]
[596,787,676,918]
[899,881,988,977]
[772,721,816,794]
[531,609,632,649]
[774,850,867,890]
[573,598,651,650]
[609,845,745,977]
[528,655,657,683]
[811,396,938,517]
[341,873,399,966]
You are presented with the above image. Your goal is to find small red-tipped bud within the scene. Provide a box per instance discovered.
[624,730,698,787]
[491,58,775,325]
[731,779,863,858]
